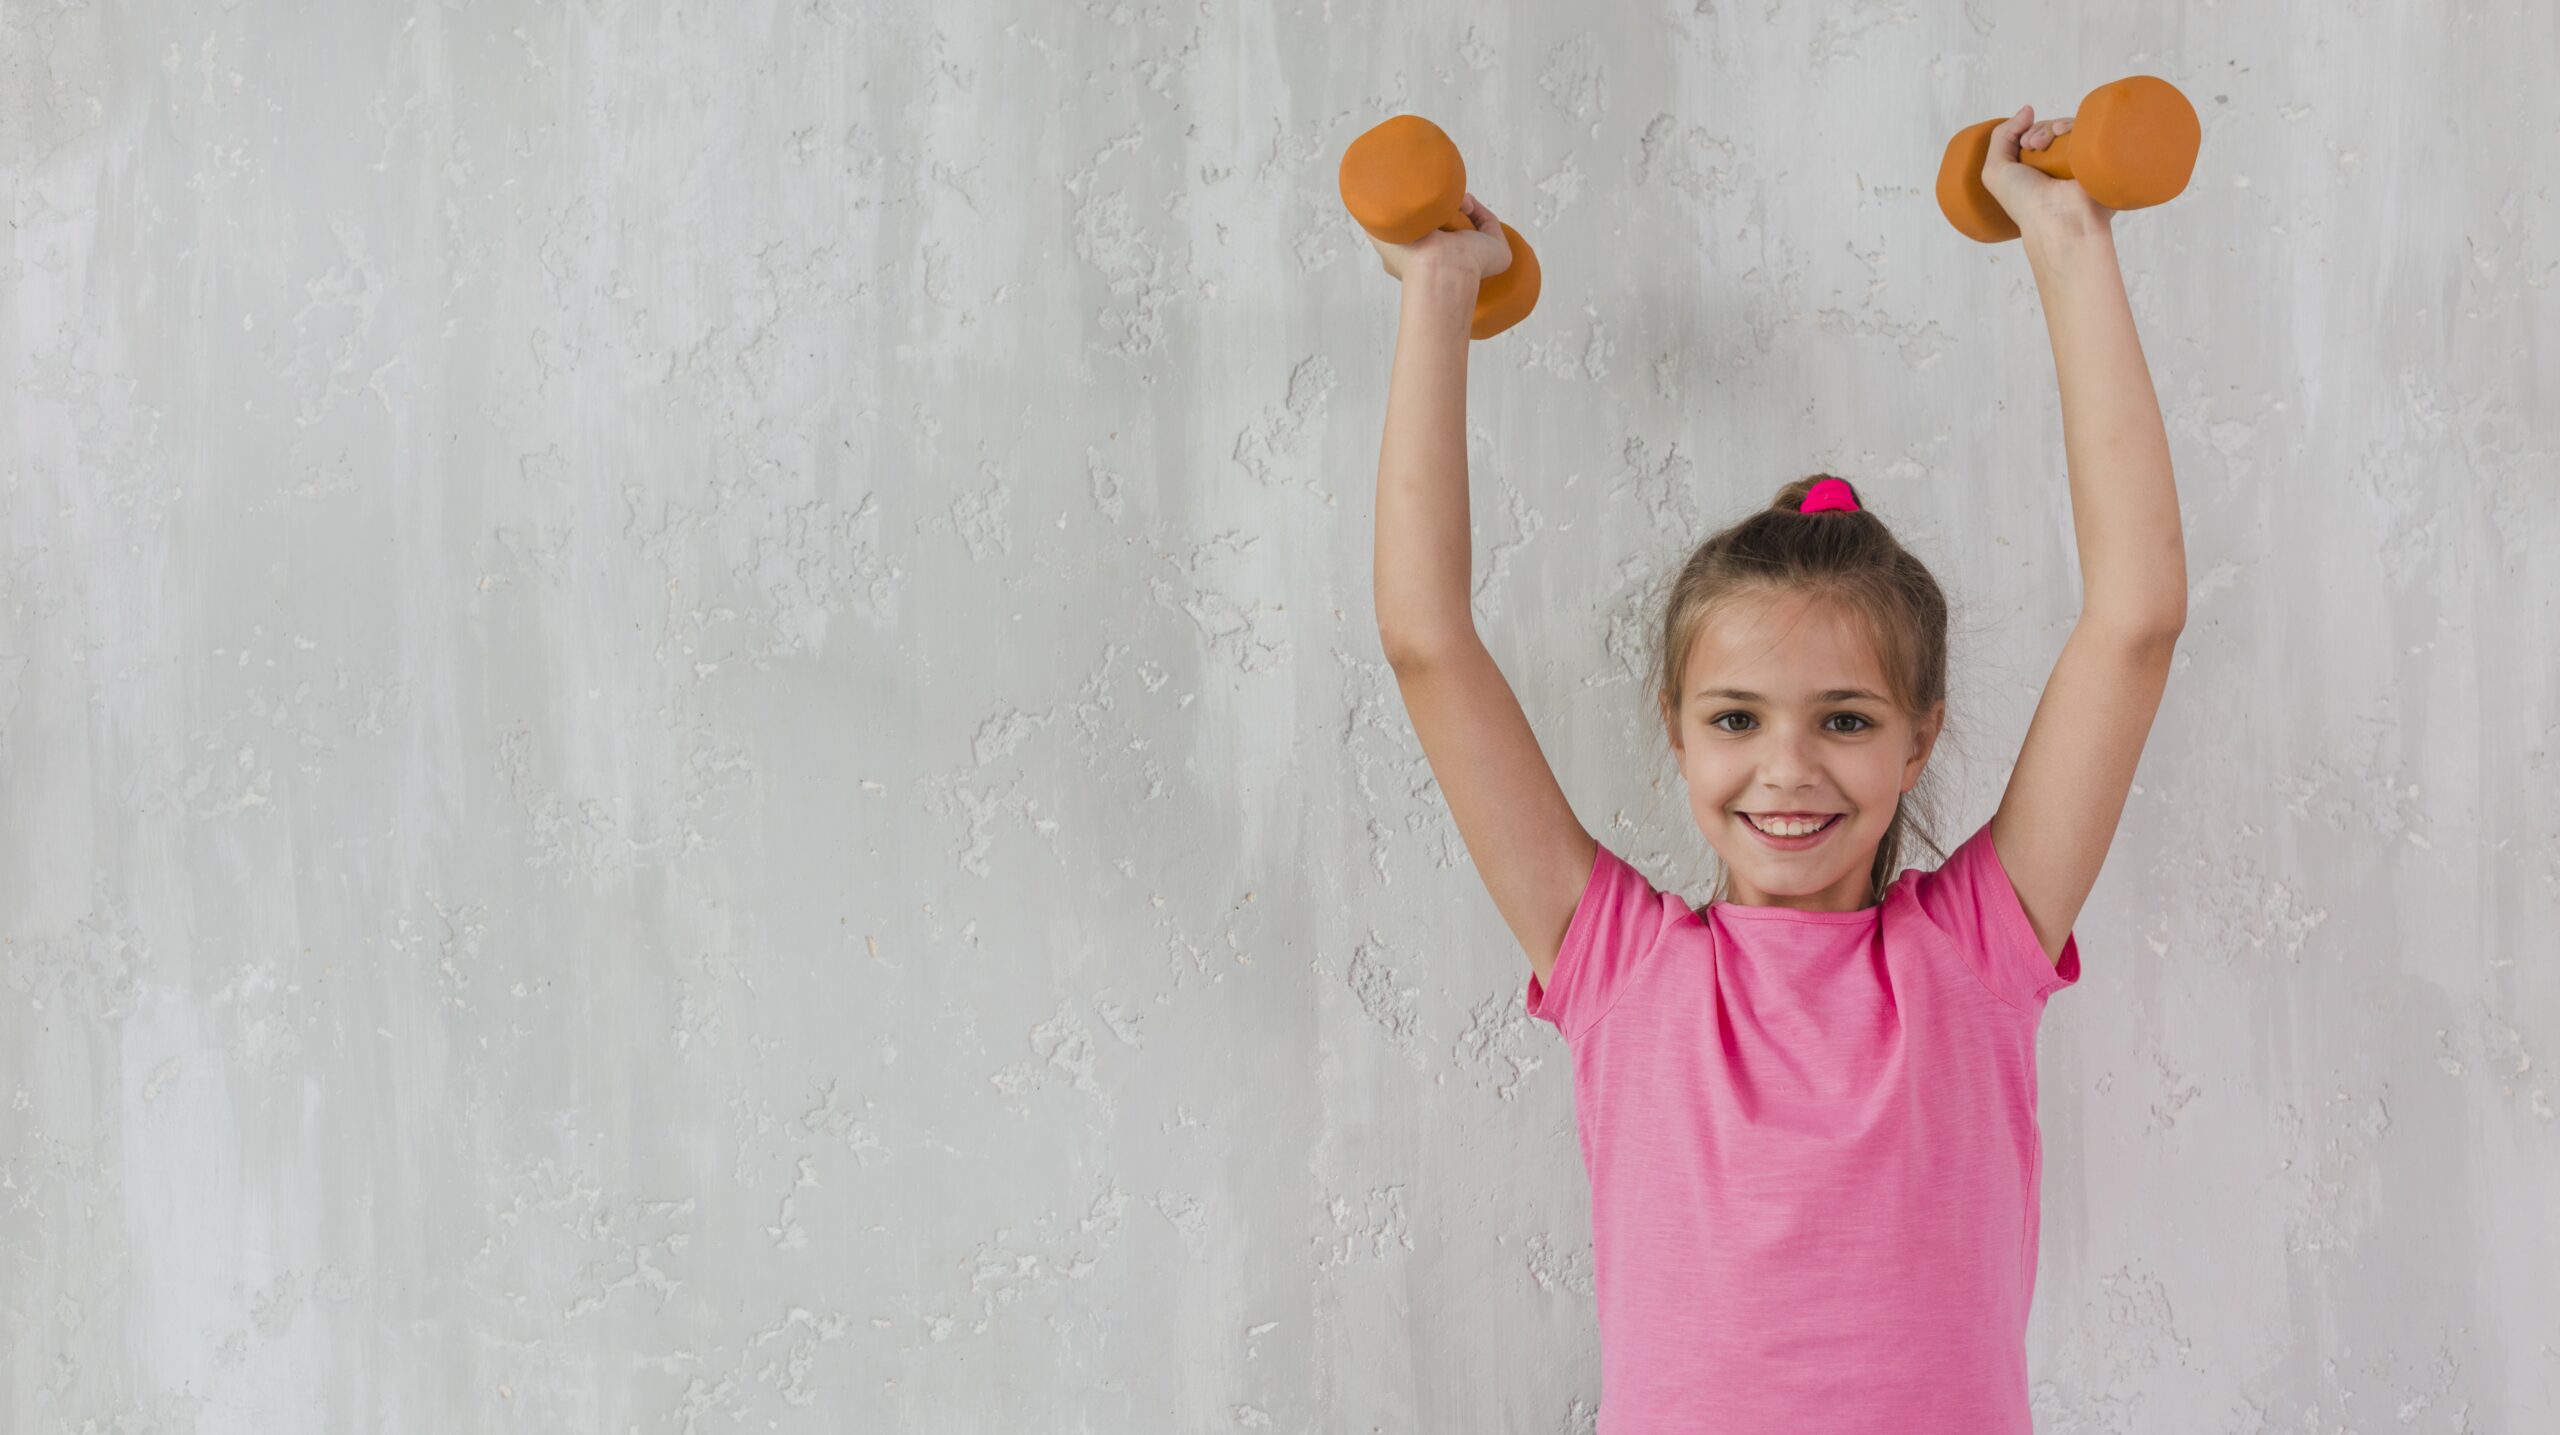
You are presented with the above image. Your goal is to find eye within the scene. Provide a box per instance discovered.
[1706,712,1874,734]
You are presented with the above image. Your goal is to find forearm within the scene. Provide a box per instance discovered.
[1374,267,1481,656]
[2026,228,2188,634]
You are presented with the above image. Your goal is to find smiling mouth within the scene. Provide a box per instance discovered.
[1740,813,1845,837]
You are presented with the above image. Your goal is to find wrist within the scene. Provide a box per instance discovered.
[1399,264,1480,329]
[2022,222,2117,267]
[1401,259,1479,298]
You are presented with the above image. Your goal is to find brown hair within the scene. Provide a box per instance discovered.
[1652,474,1955,906]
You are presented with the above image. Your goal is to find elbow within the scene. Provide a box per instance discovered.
[1378,621,1477,670]
[2082,608,2185,652]
[2085,583,2185,645]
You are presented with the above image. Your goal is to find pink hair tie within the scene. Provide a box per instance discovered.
[1799,477,1860,514]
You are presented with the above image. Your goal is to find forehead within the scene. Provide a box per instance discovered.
[1684,594,1886,697]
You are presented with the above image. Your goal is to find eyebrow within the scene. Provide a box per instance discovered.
[1692,687,1886,703]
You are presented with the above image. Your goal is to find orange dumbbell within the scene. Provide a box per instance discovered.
[1936,75,2202,243]
[1338,115,1542,340]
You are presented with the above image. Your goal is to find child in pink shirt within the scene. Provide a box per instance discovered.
[1368,106,2184,1431]
[1527,814,2079,1431]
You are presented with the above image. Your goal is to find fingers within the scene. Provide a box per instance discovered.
[2011,113,2073,152]
[1987,105,2078,161]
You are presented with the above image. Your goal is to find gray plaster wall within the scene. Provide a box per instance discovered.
[4,0,2554,1430]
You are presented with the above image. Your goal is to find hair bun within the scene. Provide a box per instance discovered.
[1798,476,1860,515]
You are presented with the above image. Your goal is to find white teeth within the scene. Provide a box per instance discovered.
[1748,814,1836,837]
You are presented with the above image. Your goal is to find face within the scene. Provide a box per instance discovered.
[1660,591,1942,913]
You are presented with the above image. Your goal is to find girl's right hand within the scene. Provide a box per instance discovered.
[1367,193,1515,286]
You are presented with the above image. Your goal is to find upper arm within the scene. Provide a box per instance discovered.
[1385,634,1596,989]
[1989,618,2180,963]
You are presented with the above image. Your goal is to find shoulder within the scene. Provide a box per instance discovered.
[1888,819,2083,1013]
[1577,843,1703,956]
[1527,841,1700,1039]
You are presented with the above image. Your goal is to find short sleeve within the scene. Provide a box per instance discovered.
[1524,841,1684,1042]
[1909,817,2082,1014]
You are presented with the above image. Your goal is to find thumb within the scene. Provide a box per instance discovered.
[1989,104,2031,160]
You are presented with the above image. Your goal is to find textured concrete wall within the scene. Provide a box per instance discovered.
[4,1,2554,1430]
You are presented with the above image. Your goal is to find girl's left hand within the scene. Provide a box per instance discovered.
[1981,105,2114,243]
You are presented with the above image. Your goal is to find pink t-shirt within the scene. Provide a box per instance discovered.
[1524,817,2080,1434]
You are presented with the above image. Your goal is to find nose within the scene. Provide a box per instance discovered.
[1756,727,1824,795]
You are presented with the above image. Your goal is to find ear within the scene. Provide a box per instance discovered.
[1902,699,1945,790]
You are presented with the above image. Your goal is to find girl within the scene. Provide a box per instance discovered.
[1366,108,2185,1432]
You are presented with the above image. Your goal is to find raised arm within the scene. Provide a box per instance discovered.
[1372,254,1594,986]
[1373,264,1486,657]
[2028,228,2189,634]
[1977,110,2190,963]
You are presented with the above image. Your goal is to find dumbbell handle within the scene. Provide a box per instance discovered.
[2014,132,2081,183]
